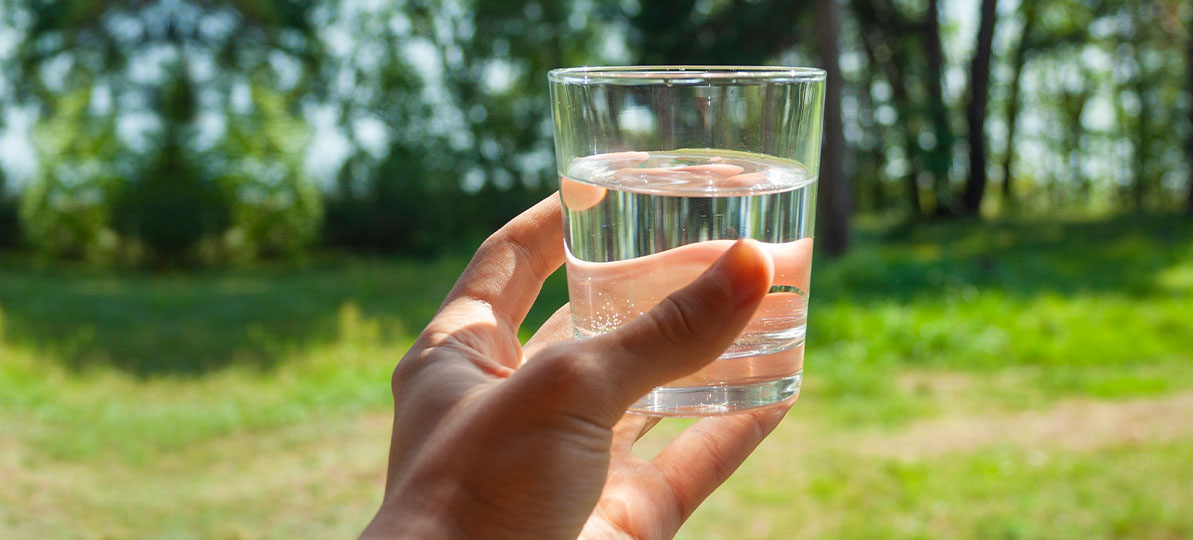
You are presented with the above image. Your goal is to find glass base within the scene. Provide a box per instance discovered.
[628,371,802,417]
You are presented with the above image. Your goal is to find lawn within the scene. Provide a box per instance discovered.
[2,213,1192,539]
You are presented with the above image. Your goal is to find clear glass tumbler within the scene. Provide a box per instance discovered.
[548,66,825,416]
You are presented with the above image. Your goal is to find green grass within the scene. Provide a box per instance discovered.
[680,438,1193,539]
[2,212,1192,538]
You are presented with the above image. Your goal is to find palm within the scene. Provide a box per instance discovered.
[365,196,788,540]
[519,308,788,540]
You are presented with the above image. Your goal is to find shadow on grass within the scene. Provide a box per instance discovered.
[0,249,568,376]
[0,212,1187,376]
[0,257,413,374]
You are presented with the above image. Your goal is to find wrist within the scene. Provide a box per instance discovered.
[361,510,463,539]
[361,484,469,539]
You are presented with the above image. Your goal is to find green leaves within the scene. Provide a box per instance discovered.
[7,1,324,265]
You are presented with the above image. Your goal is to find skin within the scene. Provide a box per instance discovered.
[361,194,793,539]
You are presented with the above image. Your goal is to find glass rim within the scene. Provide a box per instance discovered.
[548,65,826,85]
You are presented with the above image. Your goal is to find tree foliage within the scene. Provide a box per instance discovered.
[4,0,324,264]
[0,0,1190,264]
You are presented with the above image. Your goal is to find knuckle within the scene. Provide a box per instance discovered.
[390,332,452,398]
[650,295,704,348]
[744,411,773,445]
[505,230,551,277]
[526,345,590,393]
[474,232,509,263]
[519,346,620,426]
[492,216,554,272]
[390,347,432,397]
[691,429,735,487]
[390,358,415,399]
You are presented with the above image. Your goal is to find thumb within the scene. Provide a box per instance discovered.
[573,238,773,425]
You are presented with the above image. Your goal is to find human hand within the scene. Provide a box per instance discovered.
[361,194,792,540]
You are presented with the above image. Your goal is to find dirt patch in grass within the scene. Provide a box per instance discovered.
[860,392,1193,460]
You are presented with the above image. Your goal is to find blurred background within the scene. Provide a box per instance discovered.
[1,0,1191,538]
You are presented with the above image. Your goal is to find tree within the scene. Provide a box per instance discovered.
[1130,32,1152,212]
[630,0,805,65]
[0,167,16,248]
[852,0,924,217]
[5,1,325,263]
[923,0,957,216]
[960,0,999,215]
[627,0,852,254]
[999,0,1039,207]
[1187,4,1193,215]
[816,0,850,255]
[854,51,888,212]
[1059,64,1094,203]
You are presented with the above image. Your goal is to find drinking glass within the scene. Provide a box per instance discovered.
[548,66,825,415]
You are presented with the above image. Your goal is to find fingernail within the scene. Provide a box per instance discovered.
[718,239,772,304]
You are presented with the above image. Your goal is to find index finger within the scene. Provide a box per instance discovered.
[651,404,792,523]
[433,193,565,338]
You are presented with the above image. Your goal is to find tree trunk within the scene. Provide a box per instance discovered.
[815,0,850,256]
[1132,44,1149,212]
[853,0,922,217]
[1187,10,1193,215]
[1063,74,1092,202]
[924,0,955,216]
[1053,88,1089,208]
[960,0,999,215]
[1000,2,1036,209]
[858,59,887,211]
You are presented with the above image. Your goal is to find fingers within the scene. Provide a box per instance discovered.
[516,239,773,427]
[430,194,564,339]
[635,416,662,442]
[583,239,772,423]
[652,404,791,522]
[522,304,573,363]
[609,414,662,455]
